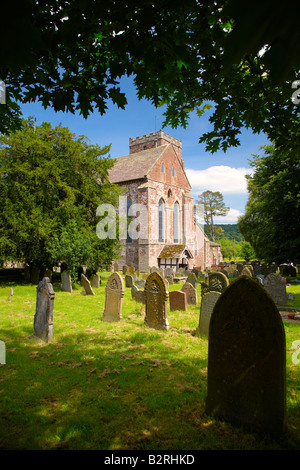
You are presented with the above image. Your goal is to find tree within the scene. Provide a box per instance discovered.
[238,143,300,264]
[0,118,121,271]
[197,191,229,241]
[0,1,299,154]
[240,241,256,262]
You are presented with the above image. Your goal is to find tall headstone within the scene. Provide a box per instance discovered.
[61,270,72,293]
[264,273,287,306]
[181,281,197,305]
[187,272,197,288]
[114,262,119,272]
[144,271,169,330]
[81,273,95,295]
[102,272,125,322]
[169,290,187,311]
[206,276,286,436]
[33,277,55,343]
[196,291,221,338]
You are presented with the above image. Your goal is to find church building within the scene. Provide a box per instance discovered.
[108,130,223,272]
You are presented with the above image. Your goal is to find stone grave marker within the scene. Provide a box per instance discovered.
[6,288,13,303]
[240,266,253,277]
[128,266,135,275]
[208,272,229,293]
[102,272,125,322]
[81,273,95,295]
[169,290,187,311]
[264,273,287,306]
[144,271,169,330]
[131,285,139,301]
[122,265,129,274]
[0,341,5,365]
[135,278,146,289]
[90,273,101,288]
[187,272,197,288]
[114,262,119,272]
[33,277,55,343]
[205,276,286,436]
[125,274,134,288]
[196,291,221,338]
[181,281,197,305]
[61,270,72,293]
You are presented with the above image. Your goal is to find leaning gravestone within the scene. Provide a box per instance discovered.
[206,276,286,436]
[195,291,221,338]
[181,281,197,305]
[144,271,169,330]
[33,277,55,343]
[187,272,197,288]
[169,290,187,311]
[264,273,287,306]
[102,272,125,322]
[81,273,95,295]
[61,270,72,293]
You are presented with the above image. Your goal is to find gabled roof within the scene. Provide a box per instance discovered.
[108,145,168,184]
[158,244,193,259]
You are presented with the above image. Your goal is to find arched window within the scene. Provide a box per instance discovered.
[161,163,164,173]
[173,201,179,243]
[126,197,132,243]
[172,167,175,177]
[158,198,165,242]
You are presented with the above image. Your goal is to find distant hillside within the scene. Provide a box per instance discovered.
[204,224,244,242]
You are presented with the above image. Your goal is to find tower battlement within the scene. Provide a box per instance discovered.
[129,130,182,158]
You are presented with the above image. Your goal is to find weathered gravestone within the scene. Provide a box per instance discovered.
[122,265,129,274]
[90,273,101,288]
[113,262,119,272]
[135,278,146,289]
[125,274,134,288]
[264,273,287,306]
[131,285,145,304]
[0,340,5,364]
[61,270,72,293]
[206,276,286,436]
[81,273,95,295]
[187,272,197,288]
[195,291,221,338]
[102,272,125,322]
[208,272,229,294]
[33,277,55,343]
[144,271,169,330]
[6,288,13,303]
[169,290,187,311]
[181,281,197,305]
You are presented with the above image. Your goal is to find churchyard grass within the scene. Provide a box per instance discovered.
[0,273,300,450]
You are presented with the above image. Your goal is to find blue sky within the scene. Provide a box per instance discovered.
[18,75,270,224]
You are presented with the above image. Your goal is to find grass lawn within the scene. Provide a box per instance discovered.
[0,272,300,450]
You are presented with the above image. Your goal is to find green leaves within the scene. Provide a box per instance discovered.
[0,119,121,268]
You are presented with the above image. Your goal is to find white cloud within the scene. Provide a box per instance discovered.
[213,208,244,224]
[185,166,253,194]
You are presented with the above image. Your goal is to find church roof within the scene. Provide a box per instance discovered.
[158,244,193,259]
[108,145,169,183]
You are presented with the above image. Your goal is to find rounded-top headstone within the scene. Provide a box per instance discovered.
[206,276,286,436]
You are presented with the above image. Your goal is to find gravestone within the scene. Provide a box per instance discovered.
[61,270,72,293]
[90,273,101,288]
[187,272,197,288]
[6,288,13,303]
[0,341,5,365]
[169,290,187,311]
[144,271,169,330]
[135,278,146,289]
[208,272,229,294]
[102,272,125,322]
[256,274,265,285]
[128,266,135,275]
[264,273,287,306]
[33,277,55,343]
[122,265,129,274]
[114,262,119,272]
[181,281,197,305]
[206,276,286,436]
[125,274,134,288]
[196,291,221,338]
[131,285,140,301]
[81,273,95,295]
